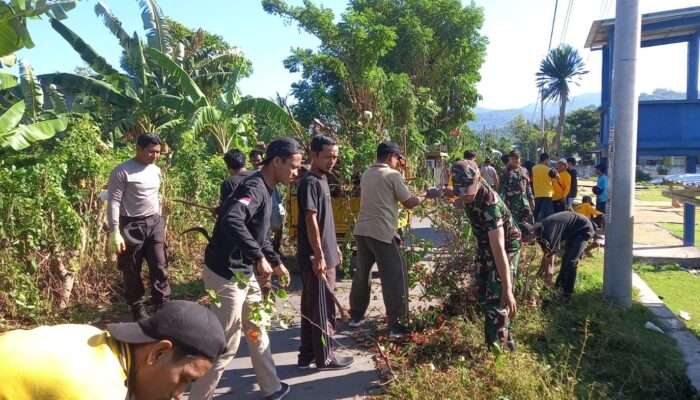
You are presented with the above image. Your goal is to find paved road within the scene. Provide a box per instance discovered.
[186,216,444,399]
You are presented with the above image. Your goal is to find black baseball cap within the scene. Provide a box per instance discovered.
[377,141,404,160]
[508,150,521,157]
[261,137,302,164]
[106,300,226,361]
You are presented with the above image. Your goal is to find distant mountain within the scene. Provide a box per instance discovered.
[469,88,687,130]
[469,92,601,130]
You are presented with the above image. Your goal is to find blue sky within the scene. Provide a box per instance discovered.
[13,0,700,110]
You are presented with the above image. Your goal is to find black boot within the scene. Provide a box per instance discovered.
[131,304,149,322]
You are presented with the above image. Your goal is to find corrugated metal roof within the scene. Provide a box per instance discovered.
[585,6,700,49]
[656,173,700,187]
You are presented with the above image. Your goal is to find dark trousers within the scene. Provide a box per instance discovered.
[534,197,554,221]
[118,214,170,306]
[553,199,567,213]
[299,264,336,367]
[596,200,607,213]
[350,235,409,328]
[555,235,590,297]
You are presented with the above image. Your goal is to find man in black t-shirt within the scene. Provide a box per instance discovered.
[519,212,594,298]
[297,135,354,371]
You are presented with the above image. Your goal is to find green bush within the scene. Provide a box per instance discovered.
[635,168,652,182]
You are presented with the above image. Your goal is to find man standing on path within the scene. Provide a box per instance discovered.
[480,158,499,190]
[552,158,571,213]
[219,148,251,205]
[499,150,535,225]
[297,135,355,371]
[594,164,608,214]
[531,153,558,221]
[189,137,301,400]
[107,133,170,322]
[449,160,520,351]
[0,300,226,400]
[566,158,578,206]
[349,141,440,337]
[520,212,595,300]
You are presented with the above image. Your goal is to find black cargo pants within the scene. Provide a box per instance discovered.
[118,214,170,306]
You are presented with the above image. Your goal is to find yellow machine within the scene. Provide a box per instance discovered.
[286,192,409,242]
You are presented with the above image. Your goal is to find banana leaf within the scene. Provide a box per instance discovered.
[0,99,25,132]
[1,116,68,150]
[94,2,130,49]
[50,18,124,88]
[138,0,170,54]
[40,73,140,108]
[188,105,221,137]
[144,94,196,115]
[19,59,43,122]
[232,98,297,128]
[47,84,68,114]
[0,71,18,90]
[144,47,206,106]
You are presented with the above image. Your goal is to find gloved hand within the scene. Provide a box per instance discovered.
[108,231,126,255]
[426,187,443,199]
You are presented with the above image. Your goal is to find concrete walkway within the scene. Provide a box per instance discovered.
[187,217,443,399]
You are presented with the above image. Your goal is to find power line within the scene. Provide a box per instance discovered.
[559,0,574,45]
[547,0,560,50]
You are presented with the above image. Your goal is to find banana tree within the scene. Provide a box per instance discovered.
[144,47,299,153]
[0,60,67,150]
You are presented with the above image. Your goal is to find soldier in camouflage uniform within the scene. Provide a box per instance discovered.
[499,150,535,225]
[450,160,521,351]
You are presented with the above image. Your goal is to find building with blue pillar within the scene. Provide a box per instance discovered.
[586,6,700,246]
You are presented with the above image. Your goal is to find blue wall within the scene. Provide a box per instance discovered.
[636,100,700,156]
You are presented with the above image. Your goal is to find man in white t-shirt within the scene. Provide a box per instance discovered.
[479,158,499,190]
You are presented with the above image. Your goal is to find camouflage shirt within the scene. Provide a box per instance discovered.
[499,165,535,224]
[465,179,521,254]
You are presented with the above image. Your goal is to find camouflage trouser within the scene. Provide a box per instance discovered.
[505,197,534,225]
[476,247,520,351]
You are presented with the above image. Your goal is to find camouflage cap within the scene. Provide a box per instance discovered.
[451,160,480,196]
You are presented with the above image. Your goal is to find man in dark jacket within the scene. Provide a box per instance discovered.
[189,137,301,400]
[566,157,578,206]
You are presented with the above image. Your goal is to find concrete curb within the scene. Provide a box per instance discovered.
[632,272,700,391]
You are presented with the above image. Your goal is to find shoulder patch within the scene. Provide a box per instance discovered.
[237,197,252,206]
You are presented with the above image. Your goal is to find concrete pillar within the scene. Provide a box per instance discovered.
[603,0,640,308]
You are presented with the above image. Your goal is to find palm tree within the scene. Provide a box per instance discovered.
[536,44,587,157]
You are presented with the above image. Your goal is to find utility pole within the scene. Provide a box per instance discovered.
[603,0,640,307]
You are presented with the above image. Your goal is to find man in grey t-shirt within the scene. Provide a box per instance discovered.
[107,133,170,321]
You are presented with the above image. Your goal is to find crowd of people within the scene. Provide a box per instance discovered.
[0,133,612,399]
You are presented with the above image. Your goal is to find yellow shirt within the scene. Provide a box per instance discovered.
[576,203,603,219]
[354,164,412,243]
[532,164,555,198]
[0,324,129,400]
[552,170,571,201]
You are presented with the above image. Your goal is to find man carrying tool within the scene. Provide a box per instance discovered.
[188,137,300,400]
[449,160,520,351]
[499,150,535,225]
[107,133,170,322]
[296,135,354,371]
[349,141,441,337]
